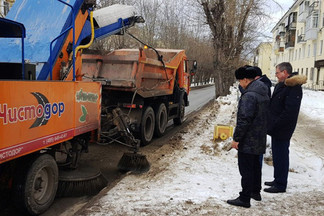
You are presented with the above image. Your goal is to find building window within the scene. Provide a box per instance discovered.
[306,68,308,78]
[295,50,297,60]
[299,48,301,59]
[302,45,306,58]
[320,40,323,55]
[313,13,319,28]
[310,67,314,81]
[301,68,304,75]
[307,44,310,57]
[313,42,317,57]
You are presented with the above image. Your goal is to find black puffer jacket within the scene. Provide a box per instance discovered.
[267,73,307,141]
[233,80,270,155]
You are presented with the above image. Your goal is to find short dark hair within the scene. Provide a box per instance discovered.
[276,62,292,74]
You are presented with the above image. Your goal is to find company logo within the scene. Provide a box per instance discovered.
[76,89,98,103]
[0,92,65,128]
[79,105,88,123]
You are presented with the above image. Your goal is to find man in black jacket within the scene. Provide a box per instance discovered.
[227,66,270,208]
[264,62,307,193]
[250,66,272,98]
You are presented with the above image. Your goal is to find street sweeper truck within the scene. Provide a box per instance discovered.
[0,0,195,215]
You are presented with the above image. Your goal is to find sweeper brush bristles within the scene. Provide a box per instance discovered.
[56,165,108,197]
[117,152,150,173]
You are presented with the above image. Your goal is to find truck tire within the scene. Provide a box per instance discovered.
[13,154,58,215]
[154,103,168,137]
[140,106,155,146]
[173,95,185,125]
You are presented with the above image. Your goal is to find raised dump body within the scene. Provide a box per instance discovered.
[81,48,190,98]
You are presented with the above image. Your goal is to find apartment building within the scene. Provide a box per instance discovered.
[271,0,324,90]
[250,42,272,79]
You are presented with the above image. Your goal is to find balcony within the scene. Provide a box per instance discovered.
[298,0,309,23]
[279,41,285,51]
[305,14,319,40]
[274,41,285,53]
[298,11,308,23]
[285,41,295,49]
[286,22,296,30]
[305,28,318,40]
[278,24,285,35]
[297,34,306,43]
[309,1,319,14]
[286,12,297,30]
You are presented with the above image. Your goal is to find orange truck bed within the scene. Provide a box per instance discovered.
[81,48,190,98]
[0,81,101,164]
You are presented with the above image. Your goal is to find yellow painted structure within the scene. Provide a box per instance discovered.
[213,125,233,141]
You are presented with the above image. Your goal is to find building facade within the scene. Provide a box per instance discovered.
[250,42,272,79]
[271,0,324,90]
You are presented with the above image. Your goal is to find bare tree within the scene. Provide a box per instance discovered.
[91,0,222,87]
[198,0,262,97]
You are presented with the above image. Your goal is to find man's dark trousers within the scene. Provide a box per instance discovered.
[271,137,290,190]
[238,151,261,202]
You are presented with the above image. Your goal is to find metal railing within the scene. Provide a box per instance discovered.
[285,41,295,49]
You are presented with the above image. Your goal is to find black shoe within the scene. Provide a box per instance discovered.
[264,181,275,186]
[227,197,251,208]
[264,186,286,193]
[250,192,262,201]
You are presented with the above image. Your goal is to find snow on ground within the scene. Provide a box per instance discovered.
[77,85,324,216]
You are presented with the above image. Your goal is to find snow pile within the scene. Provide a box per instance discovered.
[301,90,324,124]
[78,86,324,216]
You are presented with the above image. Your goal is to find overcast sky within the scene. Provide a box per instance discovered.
[271,0,295,23]
[260,0,295,40]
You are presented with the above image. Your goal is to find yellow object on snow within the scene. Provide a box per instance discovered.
[214,125,233,140]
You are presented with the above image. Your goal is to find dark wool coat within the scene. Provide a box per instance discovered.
[267,73,307,141]
[233,80,270,155]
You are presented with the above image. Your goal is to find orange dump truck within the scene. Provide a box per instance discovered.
[82,48,194,145]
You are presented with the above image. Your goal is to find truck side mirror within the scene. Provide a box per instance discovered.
[193,60,197,70]
[190,60,197,76]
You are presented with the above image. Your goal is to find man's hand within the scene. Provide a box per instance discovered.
[231,141,239,150]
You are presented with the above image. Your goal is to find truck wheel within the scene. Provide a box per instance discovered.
[155,103,168,137]
[173,96,185,125]
[13,154,58,215]
[140,106,155,145]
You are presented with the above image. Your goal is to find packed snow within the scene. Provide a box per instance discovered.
[75,85,324,216]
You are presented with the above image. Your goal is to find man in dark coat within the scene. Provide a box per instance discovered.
[240,66,272,97]
[264,62,307,193]
[250,66,272,98]
[246,66,272,166]
[227,66,270,208]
